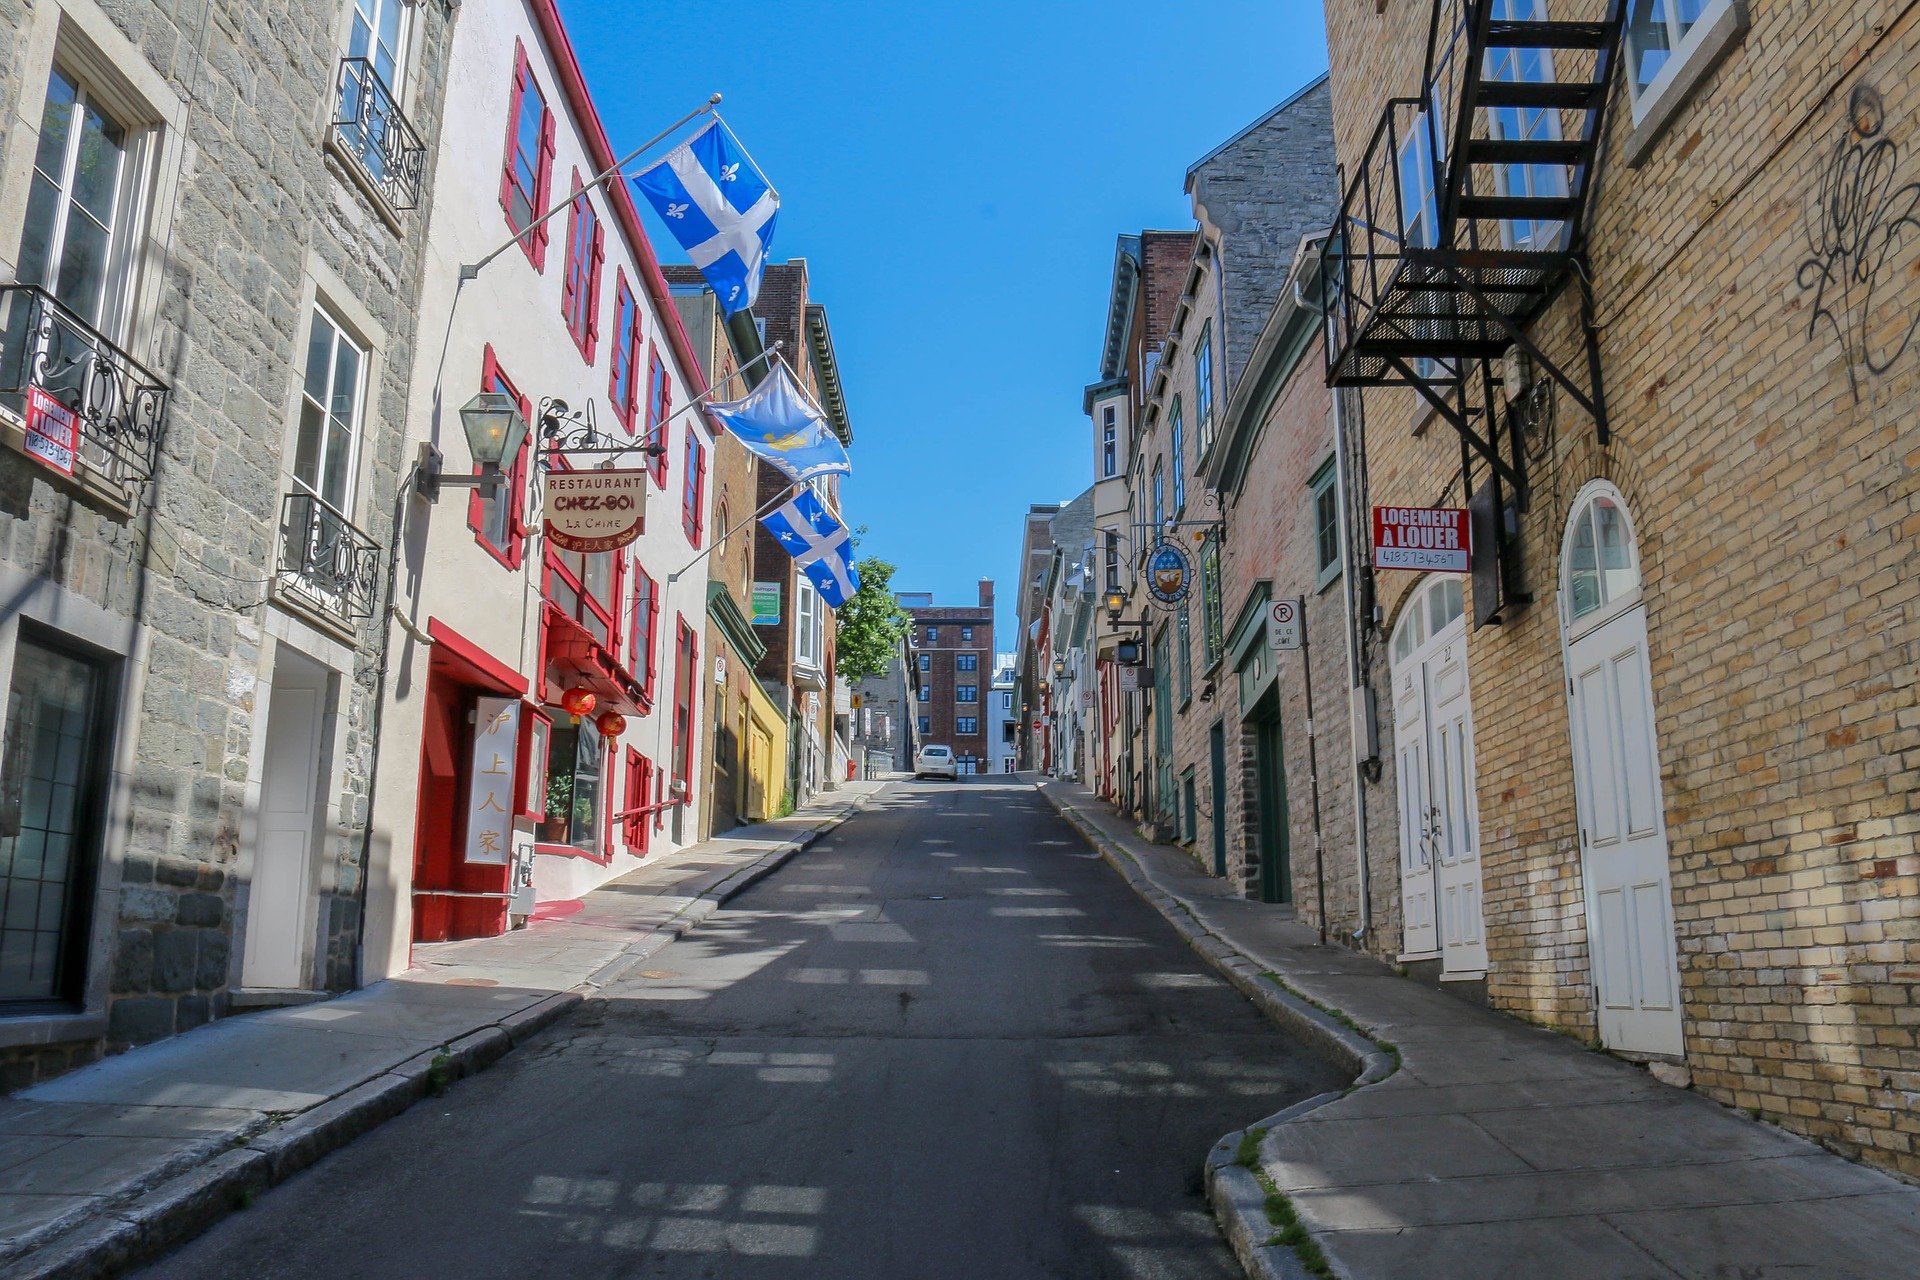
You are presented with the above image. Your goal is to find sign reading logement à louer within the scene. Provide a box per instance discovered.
[544,469,647,552]
[1372,506,1471,573]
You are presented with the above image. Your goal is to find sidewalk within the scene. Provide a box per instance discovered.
[0,782,887,1280]
[1037,778,1920,1280]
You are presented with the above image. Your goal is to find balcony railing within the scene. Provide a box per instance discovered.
[331,58,426,211]
[0,284,168,506]
[277,490,382,626]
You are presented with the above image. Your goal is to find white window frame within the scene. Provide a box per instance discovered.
[795,579,822,669]
[345,0,411,94]
[1100,405,1117,478]
[292,304,367,517]
[1624,0,1745,129]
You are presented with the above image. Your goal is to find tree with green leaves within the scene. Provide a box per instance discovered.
[835,556,911,682]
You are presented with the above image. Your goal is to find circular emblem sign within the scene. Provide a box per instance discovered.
[1146,540,1194,606]
[545,469,648,552]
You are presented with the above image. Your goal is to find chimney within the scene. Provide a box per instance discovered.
[978,579,995,610]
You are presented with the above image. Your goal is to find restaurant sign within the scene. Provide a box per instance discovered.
[1372,506,1471,573]
[545,469,647,552]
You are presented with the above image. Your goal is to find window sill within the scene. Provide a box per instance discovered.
[324,129,405,236]
[1314,567,1343,596]
[533,841,610,865]
[0,1009,107,1050]
[1623,1,1749,169]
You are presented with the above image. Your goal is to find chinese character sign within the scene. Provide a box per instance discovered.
[467,696,519,865]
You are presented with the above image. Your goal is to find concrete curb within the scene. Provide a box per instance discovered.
[1036,783,1381,1280]
[9,789,882,1280]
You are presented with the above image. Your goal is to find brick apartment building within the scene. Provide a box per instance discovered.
[903,583,995,774]
[1321,0,1920,1176]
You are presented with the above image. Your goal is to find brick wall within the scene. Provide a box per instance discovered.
[908,605,993,765]
[1323,0,1920,1175]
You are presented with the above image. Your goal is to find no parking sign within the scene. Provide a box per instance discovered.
[1268,597,1304,651]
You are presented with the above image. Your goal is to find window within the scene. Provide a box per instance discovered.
[348,0,406,91]
[0,631,110,1008]
[545,542,619,649]
[1485,0,1568,252]
[542,716,604,857]
[1627,0,1737,112]
[961,627,973,642]
[335,0,413,201]
[608,272,642,429]
[1105,531,1121,590]
[1169,396,1186,513]
[644,350,671,486]
[682,430,707,546]
[1398,109,1440,253]
[1201,536,1224,666]
[1176,606,1193,706]
[469,347,531,567]
[19,65,140,337]
[918,654,930,673]
[1194,324,1215,454]
[1563,488,1639,624]
[956,685,978,703]
[560,175,604,360]
[1311,458,1341,590]
[1101,405,1118,478]
[956,654,977,672]
[500,41,555,269]
[918,685,930,703]
[957,717,978,735]
[291,307,365,515]
[672,619,697,786]
[918,716,930,735]
[925,626,938,644]
[796,580,822,669]
[1152,462,1165,531]
[1002,692,1012,711]
[629,568,659,700]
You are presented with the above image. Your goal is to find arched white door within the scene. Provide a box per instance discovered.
[1560,483,1682,1055]
[1391,576,1488,976]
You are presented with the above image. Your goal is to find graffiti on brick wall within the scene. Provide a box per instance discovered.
[1798,85,1920,401]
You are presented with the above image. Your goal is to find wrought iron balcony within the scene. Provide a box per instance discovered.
[331,57,426,211]
[277,490,382,626]
[0,284,168,506]
[1323,0,1624,437]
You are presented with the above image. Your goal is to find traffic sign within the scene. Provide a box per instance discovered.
[1268,596,1304,651]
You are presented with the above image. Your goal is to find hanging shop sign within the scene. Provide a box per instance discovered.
[23,388,78,476]
[1372,506,1471,573]
[750,580,782,626]
[1145,540,1194,605]
[466,696,519,865]
[544,469,647,553]
[1268,596,1304,651]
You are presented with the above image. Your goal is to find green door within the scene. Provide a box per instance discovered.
[1254,712,1291,905]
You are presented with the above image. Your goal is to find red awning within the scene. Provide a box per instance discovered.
[542,604,646,717]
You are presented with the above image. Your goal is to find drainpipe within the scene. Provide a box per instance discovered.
[1331,382,1371,946]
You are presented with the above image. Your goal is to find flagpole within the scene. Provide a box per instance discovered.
[459,93,724,283]
[546,341,782,463]
[666,478,804,584]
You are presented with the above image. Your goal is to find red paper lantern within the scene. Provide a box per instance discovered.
[559,687,597,718]
[594,709,627,739]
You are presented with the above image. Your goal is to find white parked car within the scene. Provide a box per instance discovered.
[915,744,957,780]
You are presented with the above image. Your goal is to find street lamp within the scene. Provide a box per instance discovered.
[1052,658,1067,679]
[415,392,532,502]
[1104,588,1126,621]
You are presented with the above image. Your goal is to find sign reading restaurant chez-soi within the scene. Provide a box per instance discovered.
[1372,506,1471,573]
[544,470,647,553]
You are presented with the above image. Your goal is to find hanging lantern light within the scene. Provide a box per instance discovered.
[559,687,597,718]
[595,709,627,739]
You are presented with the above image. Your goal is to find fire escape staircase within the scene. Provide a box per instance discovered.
[1325,0,1627,498]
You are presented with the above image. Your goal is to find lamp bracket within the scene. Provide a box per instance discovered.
[538,396,668,469]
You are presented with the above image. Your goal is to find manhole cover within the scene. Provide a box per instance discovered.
[637,970,678,979]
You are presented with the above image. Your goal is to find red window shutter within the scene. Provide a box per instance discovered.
[584,218,605,363]
[644,587,660,702]
[500,43,529,219]
[561,181,581,329]
[608,273,626,415]
[656,366,673,487]
[531,97,557,270]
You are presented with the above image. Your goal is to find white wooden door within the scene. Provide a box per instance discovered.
[1427,630,1487,976]
[1394,653,1438,956]
[1567,603,1682,1054]
[243,660,326,990]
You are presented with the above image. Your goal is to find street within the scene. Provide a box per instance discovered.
[138,779,1343,1279]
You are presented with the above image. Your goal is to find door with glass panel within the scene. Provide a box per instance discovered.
[0,633,110,1010]
[284,309,365,609]
[1560,484,1683,1055]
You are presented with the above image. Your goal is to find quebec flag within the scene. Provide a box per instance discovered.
[634,121,777,316]
[762,489,861,609]
[707,363,851,484]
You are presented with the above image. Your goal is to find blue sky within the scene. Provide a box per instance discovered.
[561,0,1331,644]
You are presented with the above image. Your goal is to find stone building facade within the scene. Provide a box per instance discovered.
[0,0,452,1081]
[1323,0,1920,1175]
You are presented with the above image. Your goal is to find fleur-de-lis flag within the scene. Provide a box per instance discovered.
[634,121,777,316]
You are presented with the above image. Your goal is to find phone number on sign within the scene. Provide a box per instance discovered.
[1375,547,1469,572]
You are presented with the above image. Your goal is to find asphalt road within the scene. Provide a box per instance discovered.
[141,779,1343,1279]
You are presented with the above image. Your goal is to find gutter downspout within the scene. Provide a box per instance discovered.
[1331,381,1370,946]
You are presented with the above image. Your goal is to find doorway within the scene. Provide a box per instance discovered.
[1560,483,1683,1055]
[243,647,331,991]
[1208,721,1228,877]
[1389,576,1488,976]
[1251,702,1290,905]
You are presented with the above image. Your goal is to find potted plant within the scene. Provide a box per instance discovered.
[542,773,573,843]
